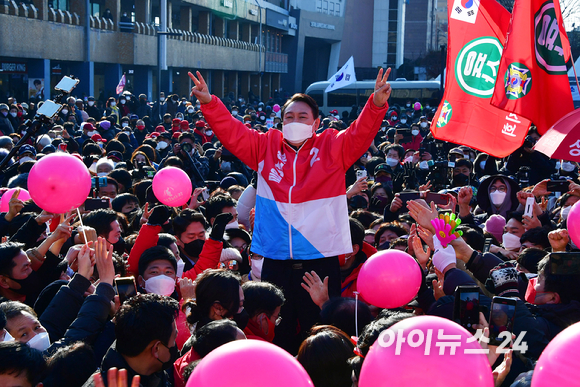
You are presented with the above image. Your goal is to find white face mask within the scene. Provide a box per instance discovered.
[176,259,185,278]
[502,232,521,251]
[386,157,399,167]
[27,331,51,352]
[561,205,571,220]
[480,161,486,170]
[61,109,68,115]
[1,111,7,117]
[88,101,95,106]
[251,257,264,281]
[144,274,176,296]
[120,100,126,104]
[411,129,420,136]
[156,141,169,150]
[2,329,14,342]
[19,156,34,164]
[490,191,506,206]
[232,110,238,116]
[122,122,129,128]
[400,118,407,123]
[419,161,429,170]
[561,161,576,172]
[87,130,98,137]
[160,97,165,102]
[205,130,213,136]
[10,112,17,118]
[225,220,239,230]
[420,122,428,128]
[282,122,314,143]
[187,108,194,113]
[111,102,117,107]
[97,172,108,177]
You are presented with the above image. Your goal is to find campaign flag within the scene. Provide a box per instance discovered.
[491,0,573,135]
[325,56,357,93]
[116,74,126,95]
[431,0,531,158]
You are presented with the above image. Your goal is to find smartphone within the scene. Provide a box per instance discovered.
[36,100,62,119]
[524,196,535,218]
[397,191,421,212]
[453,286,481,332]
[397,129,413,143]
[550,252,580,275]
[547,179,570,193]
[201,187,210,201]
[483,238,492,254]
[91,177,108,190]
[84,198,110,211]
[425,192,450,206]
[489,297,517,346]
[114,277,137,304]
[356,169,367,180]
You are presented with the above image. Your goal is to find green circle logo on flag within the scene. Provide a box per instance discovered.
[455,37,503,98]
[436,101,452,128]
[504,62,532,99]
[535,0,567,75]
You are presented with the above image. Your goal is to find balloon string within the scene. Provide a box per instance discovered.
[76,208,89,247]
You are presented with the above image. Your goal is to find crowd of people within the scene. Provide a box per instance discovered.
[0,68,578,387]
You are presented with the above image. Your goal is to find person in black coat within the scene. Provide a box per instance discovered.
[136,94,152,119]
[86,96,104,120]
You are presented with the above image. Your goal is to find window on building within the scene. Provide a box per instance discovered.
[48,0,68,11]
[328,89,357,107]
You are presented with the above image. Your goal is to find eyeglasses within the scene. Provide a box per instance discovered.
[490,186,507,193]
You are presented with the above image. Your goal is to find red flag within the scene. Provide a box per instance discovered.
[431,0,531,158]
[491,0,574,135]
[116,74,126,95]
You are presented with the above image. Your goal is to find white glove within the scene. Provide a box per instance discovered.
[432,236,457,272]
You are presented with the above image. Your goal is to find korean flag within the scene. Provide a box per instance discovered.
[450,0,481,24]
[325,56,357,93]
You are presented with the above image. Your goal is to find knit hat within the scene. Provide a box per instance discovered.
[172,118,181,126]
[180,120,190,130]
[220,247,242,263]
[484,214,506,242]
[99,120,111,130]
[155,125,166,133]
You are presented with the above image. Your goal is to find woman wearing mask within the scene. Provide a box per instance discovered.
[559,160,578,180]
[105,97,119,124]
[461,175,519,227]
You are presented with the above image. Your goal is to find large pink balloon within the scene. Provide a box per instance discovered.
[152,167,192,207]
[567,201,580,248]
[187,340,313,387]
[357,249,422,308]
[532,321,580,386]
[359,316,494,387]
[28,153,91,214]
[0,188,31,212]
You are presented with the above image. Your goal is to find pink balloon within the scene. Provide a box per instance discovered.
[152,167,192,207]
[532,321,580,386]
[357,249,422,308]
[567,201,580,248]
[359,316,494,387]
[187,340,313,387]
[273,104,281,112]
[0,188,31,212]
[28,153,91,214]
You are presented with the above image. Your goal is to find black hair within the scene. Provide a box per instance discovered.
[82,142,102,157]
[112,193,139,213]
[538,256,580,304]
[178,131,197,144]
[385,144,404,159]
[192,319,240,357]
[319,298,373,338]
[349,218,365,250]
[134,144,157,163]
[204,194,237,224]
[105,139,126,154]
[114,293,179,357]
[455,158,473,170]
[0,309,6,331]
[43,342,96,387]
[0,341,47,385]
[162,156,183,169]
[183,269,241,329]
[157,233,177,248]
[0,301,37,321]
[297,325,354,387]
[132,179,152,206]
[518,248,548,274]
[281,93,319,120]
[0,242,25,276]
[138,245,177,276]
[242,281,285,318]
[374,223,407,247]
[520,227,550,249]
[357,311,414,357]
[456,226,485,252]
[173,209,208,237]
[506,211,524,224]
[83,209,119,238]
[349,209,381,229]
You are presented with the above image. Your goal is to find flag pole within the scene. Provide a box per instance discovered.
[570,50,580,97]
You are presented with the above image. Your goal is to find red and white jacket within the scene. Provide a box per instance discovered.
[201,95,388,260]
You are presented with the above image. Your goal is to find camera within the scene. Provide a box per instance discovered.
[180,142,193,153]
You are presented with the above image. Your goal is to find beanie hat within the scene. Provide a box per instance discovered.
[484,214,506,242]
[180,120,190,130]
[220,247,242,263]
[99,120,111,130]
[172,118,180,126]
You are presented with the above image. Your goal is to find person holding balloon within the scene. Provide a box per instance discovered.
[188,68,392,353]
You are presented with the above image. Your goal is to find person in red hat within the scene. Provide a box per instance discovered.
[155,124,166,133]
[91,133,107,149]
[171,118,181,133]
[193,120,216,145]
[180,120,190,132]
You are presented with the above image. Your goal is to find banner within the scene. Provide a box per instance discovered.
[490,0,573,135]
[325,56,357,93]
[431,0,530,158]
[116,74,126,95]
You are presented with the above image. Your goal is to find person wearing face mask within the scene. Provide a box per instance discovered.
[193,120,216,145]
[105,97,120,124]
[559,159,578,177]
[396,123,423,151]
[136,94,152,119]
[241,281,285,342]
[7,105,22,130]
[155,133,172,159]
[82,294,180,387]
[152,92,168,125]
[472,175,519,221]
[0,103,15,135]
[85,96,102,120]
[382,144,404,175]
[16,144,36,165]
[230,105,243,122]
[190,68,392,353]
